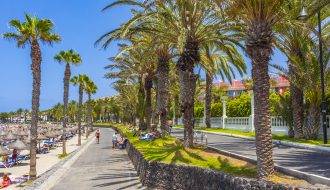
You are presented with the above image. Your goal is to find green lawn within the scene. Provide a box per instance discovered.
[114,124,316,186]
[114,124,256,178]
[93,123,112,127]
[174,126,329,147]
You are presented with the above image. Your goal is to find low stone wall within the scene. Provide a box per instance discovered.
[113,126,316,190]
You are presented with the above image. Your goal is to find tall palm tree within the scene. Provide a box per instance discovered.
[3,14,60,180]
[200,44,246,128]
[54,49,82,154]
[84,78,98,133]
[99,0,247,145]
[71,74,89,145]
[214,0,289,178]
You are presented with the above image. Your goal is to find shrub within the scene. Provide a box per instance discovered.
[211,103,223,117]
[194,106,204,118]
[58,152,69,159]
[227,93,251,117]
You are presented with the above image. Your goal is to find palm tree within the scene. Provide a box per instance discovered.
[71,74,89,145]
[84,78,98,133]
[214,0,290,178]
[200,44,246,128]
[68,100,78,122]
[54,49,82,154]
[104,0,236,146]
[51,103,64,122]
[3,14,60,180]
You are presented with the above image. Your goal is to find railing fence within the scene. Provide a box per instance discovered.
[176,115,330,137]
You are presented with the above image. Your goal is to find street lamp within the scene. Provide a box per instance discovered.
[298,6,327,144]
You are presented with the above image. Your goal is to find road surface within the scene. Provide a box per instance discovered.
[172,128,330,179]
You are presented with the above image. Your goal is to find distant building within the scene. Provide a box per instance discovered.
[213,77,290,98]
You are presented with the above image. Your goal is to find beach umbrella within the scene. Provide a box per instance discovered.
[37,134,48,152]
[45,131,57,138]
[15,129,28,137]
[8,138,28,150]
[0,130,8,137]
[19,150,30,156]
[37,134,47,141]
[4,131,17,141]
[0,145,12,156]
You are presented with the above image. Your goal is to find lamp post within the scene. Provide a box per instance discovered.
[221,96,228,129]
[298,6,327,144]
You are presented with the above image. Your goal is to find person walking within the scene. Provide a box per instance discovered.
[112,132,118,148]
[95,129,100,144]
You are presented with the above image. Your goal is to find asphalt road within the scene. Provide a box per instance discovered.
[51,128,147,190]
[171,128,330,179]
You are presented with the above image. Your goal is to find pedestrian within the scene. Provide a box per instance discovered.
[12,149,17,164]
[167,119,173,135]
[95,129,100,144]
[112,132,118,148]
[0,172,12,189]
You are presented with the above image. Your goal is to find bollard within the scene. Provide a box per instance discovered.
[205,135,208,145]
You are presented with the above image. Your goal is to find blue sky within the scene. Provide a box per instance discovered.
[0,0,287,112]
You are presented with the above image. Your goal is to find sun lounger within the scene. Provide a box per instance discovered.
[0,161,14,168]
[18,155,29,161]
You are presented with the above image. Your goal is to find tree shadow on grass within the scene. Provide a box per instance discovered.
[137,140,186,163]
[208,156,256,178]
[182,148,206,162]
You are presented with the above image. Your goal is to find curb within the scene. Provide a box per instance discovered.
[206,145,330,187]
[176,128,330,153]
[24,136,96,190]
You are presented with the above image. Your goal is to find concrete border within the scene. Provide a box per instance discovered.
[114,126,327,189]
[206,145,330,187]
[175,128,330,153]
[24,136,96,190]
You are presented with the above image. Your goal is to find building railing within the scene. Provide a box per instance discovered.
[176,115,330,136]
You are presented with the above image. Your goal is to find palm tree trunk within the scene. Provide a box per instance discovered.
[62,63,70,154]
[174,95,179,125]
[156,54,170,135]
[137,79,146,130]
[288,62,304,138]
[29,40,42,180]
[304,103,321,140]
[77,85,83,146]
[246,23,275,178]
[204,73,212,128]
[177,39,199,147]
[145,79,153,132]
[87,93,92,134]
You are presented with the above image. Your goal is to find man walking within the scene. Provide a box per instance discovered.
[95,129,100,144]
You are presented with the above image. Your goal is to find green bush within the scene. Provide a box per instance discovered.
[58,152,69,159]
[211,103,223,117]
[270,91,280,116]
[227,93,251,117]
[194,106,204,117]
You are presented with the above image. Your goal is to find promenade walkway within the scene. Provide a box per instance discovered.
[51,128,146,190]
[172,128,330,179]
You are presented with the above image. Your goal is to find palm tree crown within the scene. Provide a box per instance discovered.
[3,13,61,47]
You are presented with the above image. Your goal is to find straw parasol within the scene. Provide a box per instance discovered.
[15,129,28,137]
[4,131,17,141]
[37,134,48,152]
[8,138,28,150]
[45,130,57,138]
[0,130,8,137]
[0,145,12,156]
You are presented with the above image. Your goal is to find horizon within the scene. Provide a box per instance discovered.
[0,0,287,112]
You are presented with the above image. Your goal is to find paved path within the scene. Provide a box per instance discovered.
[51,128,146,190]
[172,128,330,179]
